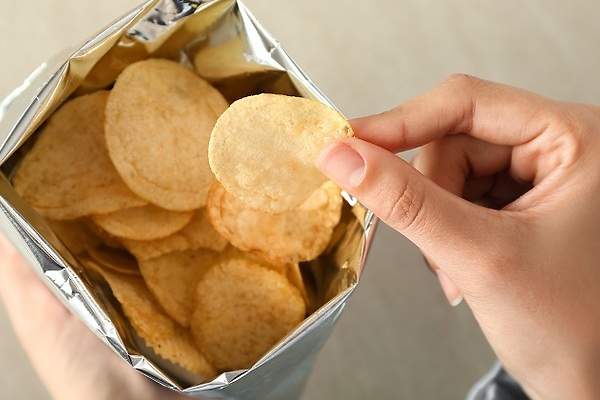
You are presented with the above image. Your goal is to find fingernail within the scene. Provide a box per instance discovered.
[436,269,463,307]
[317,143,365,188]
[450,295,464,307]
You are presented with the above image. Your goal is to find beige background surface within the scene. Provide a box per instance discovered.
[1,1,599,399]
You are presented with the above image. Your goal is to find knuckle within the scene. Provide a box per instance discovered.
[557,129,584,168]
[538,107,585,166]
[440,74,486,132]
[534,103,582,133]
[521,102,588,172]
[443,73,482,91]
[383,106,409,145]
[544,107,577,131]
[380,179,425,231]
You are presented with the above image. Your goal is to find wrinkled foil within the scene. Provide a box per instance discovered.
[0,1,377,398]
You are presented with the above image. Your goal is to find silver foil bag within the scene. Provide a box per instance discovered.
[0,1,377,398]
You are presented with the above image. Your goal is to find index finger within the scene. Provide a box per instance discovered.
[352,74,556,152]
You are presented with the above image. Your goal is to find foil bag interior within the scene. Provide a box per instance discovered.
[0,0,377,398]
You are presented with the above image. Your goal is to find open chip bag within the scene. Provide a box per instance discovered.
[0,0,377,398]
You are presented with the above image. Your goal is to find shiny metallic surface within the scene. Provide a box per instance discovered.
[0,1,375,398]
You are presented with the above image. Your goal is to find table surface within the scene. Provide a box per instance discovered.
[1,1,599,399]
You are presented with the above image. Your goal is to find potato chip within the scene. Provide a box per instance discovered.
[208,94,353,212]
[88,246,140,276]
[139,249,220,327]
[191,255,306,371]
[92,205,193,241]
[12,91,146,219]
[260,259,310,308]
[105,59,228,211]
[122,209,228,261]
[84,259,216,379]
[46,219,101,255]
[207,181,342,265]
[218,246,309,305]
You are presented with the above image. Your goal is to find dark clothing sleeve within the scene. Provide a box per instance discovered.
[467,362,530,400]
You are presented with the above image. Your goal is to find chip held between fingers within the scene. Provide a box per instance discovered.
[208,94,353,213]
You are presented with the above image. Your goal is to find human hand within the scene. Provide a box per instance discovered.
[0,237,184,400]
[317,74,600,400]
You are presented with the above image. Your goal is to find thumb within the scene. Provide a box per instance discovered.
[317,138,510,284]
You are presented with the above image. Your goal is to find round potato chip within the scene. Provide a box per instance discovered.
[218,246,309,306]
[122,209,228,261]
[208,94,353,212]
[92,205,193,241]
[105,59,228,211]
[191,255,306,371]
[207,181,342,265]
[139,249,220,327]
[84,260,216,379]
[12,91,146,219]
